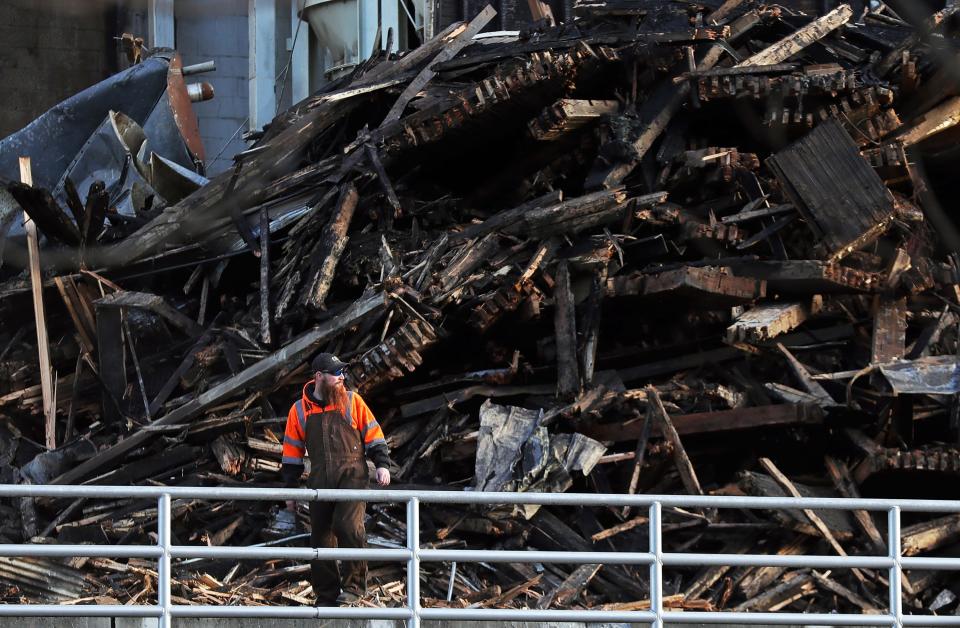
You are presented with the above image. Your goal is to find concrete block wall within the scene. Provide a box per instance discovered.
[0,0,114,138]
[175,0,251,176]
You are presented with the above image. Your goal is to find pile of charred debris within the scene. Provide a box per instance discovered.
[4,0,960,617]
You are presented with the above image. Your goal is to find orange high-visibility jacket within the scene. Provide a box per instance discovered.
[281,382,389,484]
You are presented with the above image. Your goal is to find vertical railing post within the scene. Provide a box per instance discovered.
[407,497,421,628]
[157,493,172,628]
[888,506,903,628]
[649,501,663,628]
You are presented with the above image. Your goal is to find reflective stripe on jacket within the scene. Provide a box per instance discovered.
[282,382,387,467]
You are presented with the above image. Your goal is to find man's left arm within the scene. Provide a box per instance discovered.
[354,393,392,485]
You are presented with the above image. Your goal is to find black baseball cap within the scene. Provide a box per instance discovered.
[311,353,347,374]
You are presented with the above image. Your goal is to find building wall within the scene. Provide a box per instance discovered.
[0,0,117,138]
[175,0,251,176]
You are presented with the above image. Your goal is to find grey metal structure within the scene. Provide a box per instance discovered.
[1,484,959,627]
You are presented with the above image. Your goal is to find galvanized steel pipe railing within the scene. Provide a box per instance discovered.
[2,485,960,627]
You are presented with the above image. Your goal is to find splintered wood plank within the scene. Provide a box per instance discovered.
[258,207,271,345]
[380,5,497,125]
[734,571,815,612]
[54,277,95,355]
[536,563,602,608]
[902,514,960,556]
[726,297,821,344]
[303,182,359,309]
[19,157,56,450]
[622,410,652,518]
[95,290,203,337]
[529,99,620,140]
[735,4,853,67]
[776,343,835,406]
[824,456,886,553]
[609,266,765,308]
[554,261,580,397]
[899,95,960,146]
[871,297,907,364]
[726,260,881,294]
[650,386,703,496]
[758,457,865,583]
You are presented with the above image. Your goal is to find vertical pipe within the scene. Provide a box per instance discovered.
[291,0,311,102]
[148,0,175,49]
[158,494,172,628]
[249,0,278,130]
[446,561,457,602]
[888,507,903,628]
[649,502,663,628]
[407,497,421,628]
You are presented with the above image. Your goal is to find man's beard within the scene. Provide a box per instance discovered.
[320,379,349,413]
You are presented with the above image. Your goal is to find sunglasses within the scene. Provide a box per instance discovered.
[318,368,345,377]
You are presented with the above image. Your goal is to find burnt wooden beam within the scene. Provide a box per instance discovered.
[651,387,703,497]
[608,266,765,308]
[95,305,125,426]
[727,297,821,344]
[95,290,203,338]
[259,207,271,345]
[871,297,907,364]
[582,403,823,442]
[554,261,580,398]
[824,456,886,554]
[759,457,865,583]
[766,120,897,262]
[301,182,360,310]
[529,99,619,141]
[734,5,853,68]
[348,317,439,393]
[380,5,497,125]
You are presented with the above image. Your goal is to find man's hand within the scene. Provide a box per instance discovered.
[375,467,391,486]
[285,500,297,512]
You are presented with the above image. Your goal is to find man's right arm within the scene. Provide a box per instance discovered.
[281,404,306,509]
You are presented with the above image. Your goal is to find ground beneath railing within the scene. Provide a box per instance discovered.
[0,618,826,628]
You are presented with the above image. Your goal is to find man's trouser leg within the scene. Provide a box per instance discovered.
[309,500,340,604]
[333,498,367,596]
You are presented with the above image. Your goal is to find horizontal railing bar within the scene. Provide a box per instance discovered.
[418,608,658,622]
[0,605,162,617]
[661,611,896,625]
[901,556,960,570]
[0,544,162,558]
[902,616,960,625]
[420,548,655,564]
[169,545,411,561]
[170,605,412,619]
[664,552,895,569]
[5,484,960,512]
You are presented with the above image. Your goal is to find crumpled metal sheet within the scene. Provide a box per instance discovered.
[0,53,208,241]
[474,399,606,517]
[879,355,960,395]
[0,55,173,190]
[474,399,541,492]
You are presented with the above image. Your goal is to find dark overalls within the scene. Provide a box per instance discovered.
[292,392,368,604]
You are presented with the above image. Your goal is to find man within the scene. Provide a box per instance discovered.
[281,353,392,606]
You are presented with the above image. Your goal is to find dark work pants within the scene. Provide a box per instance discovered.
[309,497,367,604]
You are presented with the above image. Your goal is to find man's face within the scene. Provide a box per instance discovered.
[315,369,345,389]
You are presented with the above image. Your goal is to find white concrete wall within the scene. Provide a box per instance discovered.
[175,0,251,176]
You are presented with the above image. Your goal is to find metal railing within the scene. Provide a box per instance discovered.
[2,485,960,626]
